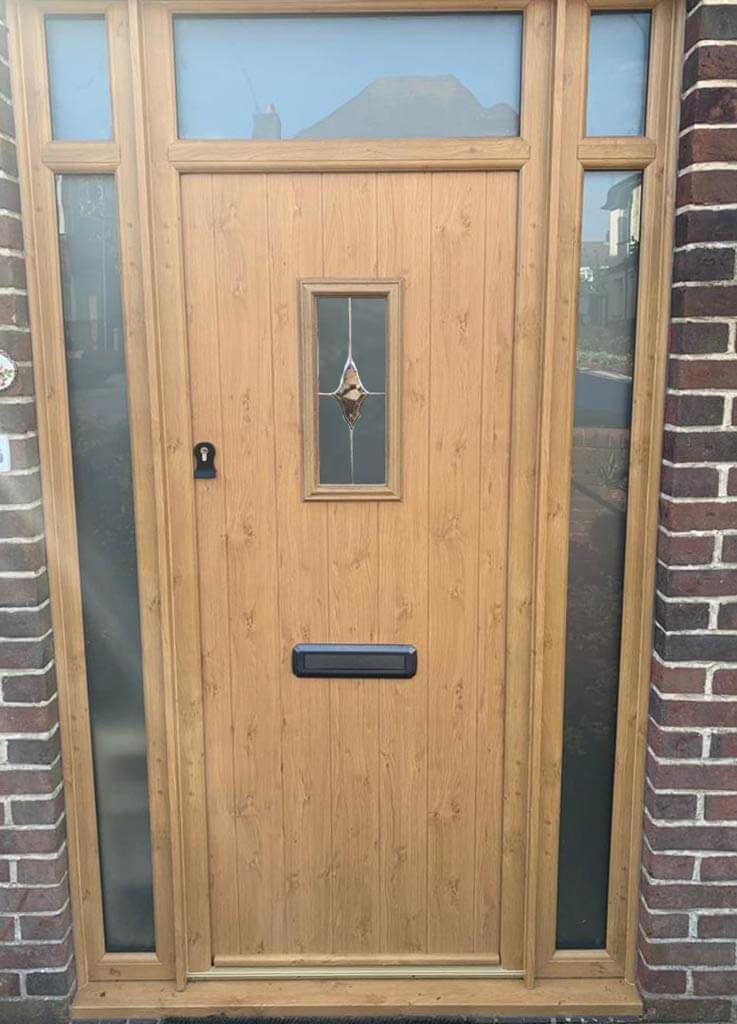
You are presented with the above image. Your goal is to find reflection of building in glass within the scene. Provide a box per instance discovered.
[249,76,519,139]
[577,172,640,379]
[294,75,518,139]
[57,177,124,359]
[253,103,282,138]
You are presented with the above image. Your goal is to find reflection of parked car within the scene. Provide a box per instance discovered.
[574,367,632,429]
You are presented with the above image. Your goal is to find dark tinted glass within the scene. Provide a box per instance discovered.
[352,394,386,485]
[56,175,155,952]
[352,297,386,392]
[317,296,387,486]
[557,171,642,949]
[317,297,349,391]
[46,16,113,140]
[319,395,352,485]
[586,12,650,136]
[173,13,522,139]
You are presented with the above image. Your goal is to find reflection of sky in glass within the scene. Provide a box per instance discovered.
[46,16,112,140]
[586,12,650,137]
[582,171,624,241]
[174,14,522,139]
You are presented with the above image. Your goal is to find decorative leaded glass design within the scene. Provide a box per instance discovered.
[301,281,400,500]
[317,297,387,484]
[334,361,368,428]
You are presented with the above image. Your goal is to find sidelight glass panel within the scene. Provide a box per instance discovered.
[586,12,650,137]
[557,171,643,950]
[173,13,522,139]
[317,295,387,486]
[55,175,154,952]
[46,16,113,141]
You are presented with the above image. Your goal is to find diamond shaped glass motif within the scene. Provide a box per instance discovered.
[335,360,368,427]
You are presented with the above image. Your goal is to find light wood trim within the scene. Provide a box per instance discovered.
[539,949,622,979]
[506,0,552,984]
[158,0,531,11]
[128,0,190,988]
[525,0,575,986]
[532,0,683,982]
[201,965,519,980]
[577,137,657,169]
[41,140,121,170]
[140,0,212,977]
[109,0,175,980]
[300,279,401,501]
[169,139,531,174]
[532,0,615,980]
[72,976,643,1018]
[214,954,503,966]
[20,0,119,10]
[586,0,659,9]
[9,0,174,983]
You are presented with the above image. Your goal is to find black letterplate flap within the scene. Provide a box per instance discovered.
[292,643,417,679]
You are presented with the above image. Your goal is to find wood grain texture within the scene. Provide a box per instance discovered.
[376,173,431,955]
[182,169,517,962]
[426,172,486,953]
[216,174,285,954]
[141,0,212,977]
[72,975,643,1018]
[266,174,332,955]
[9,0,174,983]
[322,174,382,954]
[181,176,239,956]
[168,138,531,173]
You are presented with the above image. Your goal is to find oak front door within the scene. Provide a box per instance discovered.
[183,171,517,967]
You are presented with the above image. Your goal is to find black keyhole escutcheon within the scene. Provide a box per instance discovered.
[193,442,216,479]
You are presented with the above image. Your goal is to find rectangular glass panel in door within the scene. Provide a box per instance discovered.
[556,170,642,949]
[45,16,113,141]
[317,296,387,486]
[586,11,651,136]
[55,175,155,952]
[173,13,522,139]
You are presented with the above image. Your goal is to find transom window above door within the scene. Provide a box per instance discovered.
[173,13,523,140]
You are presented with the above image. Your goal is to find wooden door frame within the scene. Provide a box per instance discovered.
[8,0,176,986]
[139,0,554,984]
[8,0,684,1008]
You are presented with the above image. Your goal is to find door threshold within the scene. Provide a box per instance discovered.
[192,965,522,980]
[72,975,643,1019]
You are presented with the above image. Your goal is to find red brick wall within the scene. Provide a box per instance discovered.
[637,2,737,1020]
[0,2,75,1022]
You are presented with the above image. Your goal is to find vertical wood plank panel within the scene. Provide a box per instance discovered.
[212,174,284,954]
[474,172,517,954]
[426,172,487,953]
[266,174,333,953]
[322,173,381,953]
[181,176,239,957]
[376,173,431,954]
[503,0,554,975]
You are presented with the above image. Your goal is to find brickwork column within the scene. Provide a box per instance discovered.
[637,2,737,1021]
[0,4,74,1023]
